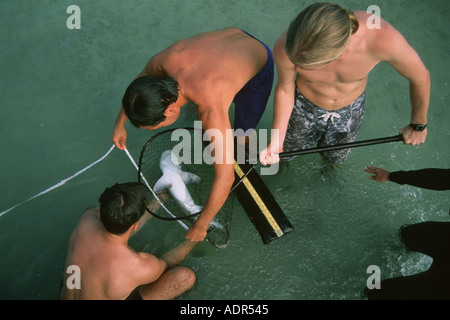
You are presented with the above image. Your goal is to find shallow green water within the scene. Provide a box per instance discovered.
[0,0,449,300]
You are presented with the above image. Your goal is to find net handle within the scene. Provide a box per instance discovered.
[247,134,403,163]
[278,134,403,158]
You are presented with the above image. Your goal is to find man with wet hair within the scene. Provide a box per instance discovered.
[260,2,430,165]
[111,27,274,242]
[61,182,198,300]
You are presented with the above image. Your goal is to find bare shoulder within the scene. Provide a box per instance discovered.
[98,251,164,299]
[72,208,99,232]
[354,10,410,61]
[273,32,290,65]
[83,207,100,217]
[354,10,400,39]
[136,251,160,265]
[132,251,167,283]
[273,32,295,84]
[142,50,172,78]
[66,208,101,248]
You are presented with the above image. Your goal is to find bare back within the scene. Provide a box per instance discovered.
[60,210,162,300]
[144,27,268,111]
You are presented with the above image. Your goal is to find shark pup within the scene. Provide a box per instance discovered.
[154,150,230,248]
[154,150,203,215]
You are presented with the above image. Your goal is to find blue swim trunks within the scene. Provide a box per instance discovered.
[233,30,274,135]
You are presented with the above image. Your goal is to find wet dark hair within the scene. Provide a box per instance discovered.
[122,76,179,128]
[99,182,149,235]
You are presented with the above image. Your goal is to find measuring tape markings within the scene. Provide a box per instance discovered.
[233,161,283,237]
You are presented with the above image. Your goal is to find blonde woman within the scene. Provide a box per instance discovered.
[260,2,430,165]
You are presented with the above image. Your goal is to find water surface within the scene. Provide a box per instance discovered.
[0,0,449,300]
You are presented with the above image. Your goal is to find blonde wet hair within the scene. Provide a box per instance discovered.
[285,2,359,67]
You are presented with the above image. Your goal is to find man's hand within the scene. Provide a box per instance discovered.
[111,125,127,150]
[185,222,208,242]
[259,144,281,166]
[364,165,390,182]
[399,125,427,146]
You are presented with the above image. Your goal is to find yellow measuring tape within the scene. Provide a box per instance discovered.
[233,161,283,237]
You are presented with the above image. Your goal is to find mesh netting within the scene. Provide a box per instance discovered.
[138,127,234,248]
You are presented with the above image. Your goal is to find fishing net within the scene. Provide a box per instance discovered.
[137,127,234,248]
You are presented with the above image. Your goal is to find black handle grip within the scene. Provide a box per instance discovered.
[278,134,403,158]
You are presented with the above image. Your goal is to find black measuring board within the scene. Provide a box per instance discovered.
[232,160,293,244]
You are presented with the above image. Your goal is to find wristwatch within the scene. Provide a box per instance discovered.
[409,123,427,131]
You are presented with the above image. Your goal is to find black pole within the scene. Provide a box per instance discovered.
[278,134,403,158]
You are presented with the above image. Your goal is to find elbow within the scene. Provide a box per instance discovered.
[229,172,236,189]
[410,65,430,91]
[220,164,236,190]
[424,67,430,87]
[275,81,296,95]
[420,64,430,87]
[225,167,235,189]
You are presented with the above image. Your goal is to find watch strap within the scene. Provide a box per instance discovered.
[409,123,427,131]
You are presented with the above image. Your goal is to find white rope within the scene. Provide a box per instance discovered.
[0,144,189,232]
[0,145,116,218]
[123,148,189,230]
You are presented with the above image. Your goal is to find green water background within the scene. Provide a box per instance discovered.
[0,0,449,299]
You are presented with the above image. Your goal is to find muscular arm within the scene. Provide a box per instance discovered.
[373,20,430,145]
[260,33,296,165]
[186,104,235,242]
[160,240,199,268]
[137,238,198,287]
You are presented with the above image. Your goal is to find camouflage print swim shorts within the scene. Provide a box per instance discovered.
[283,87,366,164]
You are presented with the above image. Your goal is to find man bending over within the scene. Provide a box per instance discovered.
[111,28,274,241]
